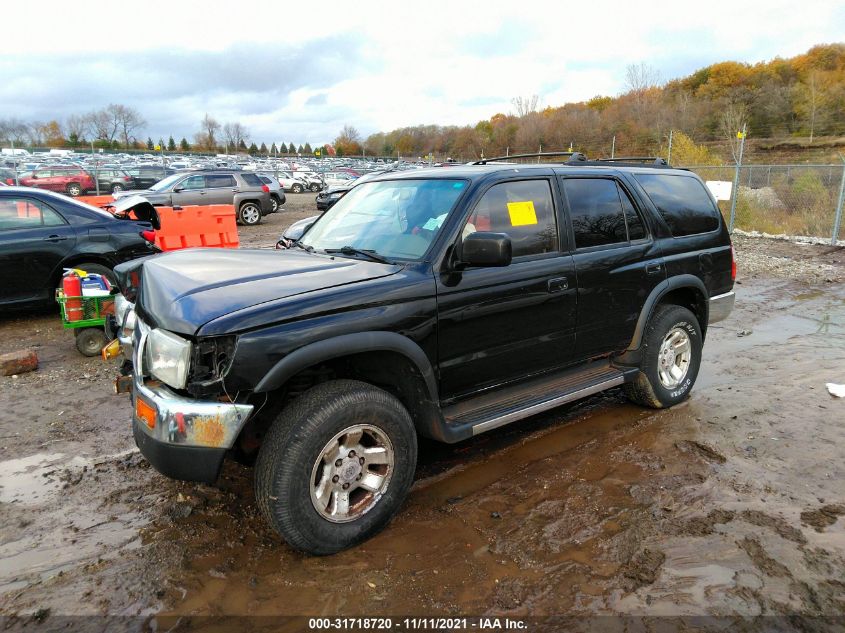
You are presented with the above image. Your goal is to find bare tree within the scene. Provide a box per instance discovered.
[87,108,118,142]
[625,63,661,95]
[65,114,88,142]
[195,113,221,151]
[0,118,30,144]
[719,102,748,163]
[107,104,145,148]
[511,95,539,118]
[222,122,249,151]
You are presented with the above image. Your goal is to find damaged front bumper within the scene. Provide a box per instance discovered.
[129,318,253,483]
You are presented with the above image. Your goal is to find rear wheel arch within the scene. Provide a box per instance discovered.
[627,275,709,351]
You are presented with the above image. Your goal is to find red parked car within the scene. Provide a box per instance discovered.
[18,166,96,197]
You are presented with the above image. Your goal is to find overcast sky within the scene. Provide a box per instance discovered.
[1,0,843,147]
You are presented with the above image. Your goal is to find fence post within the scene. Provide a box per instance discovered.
[832,161,845,246]
[728,125,747,232]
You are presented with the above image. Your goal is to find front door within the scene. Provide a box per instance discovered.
[0,195,76,303]
[559,175,666,358]
[436,178,577,401]
[171,174,207,206]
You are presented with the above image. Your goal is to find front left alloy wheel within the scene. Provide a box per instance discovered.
[255,379,417,555]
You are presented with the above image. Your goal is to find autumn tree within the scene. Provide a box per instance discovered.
[335,125,362,156]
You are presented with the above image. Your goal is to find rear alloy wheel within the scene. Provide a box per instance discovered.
[270,195,280,213]
[291,183,304,194]
[255,379,417,555]
[624,304,702,408]
[238,202,262,226]
[111,183,124,193]
[66,183,82,197]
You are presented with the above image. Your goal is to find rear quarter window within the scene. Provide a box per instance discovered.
[635,174,720,237]
[240,173,263,187]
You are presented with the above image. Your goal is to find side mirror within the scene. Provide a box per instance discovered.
[460,232,512,268]
[172,187,184,193]
[30,175,38,179]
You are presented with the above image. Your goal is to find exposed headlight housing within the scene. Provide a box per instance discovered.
[146,328,192,389]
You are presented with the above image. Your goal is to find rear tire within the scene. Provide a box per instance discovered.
[309,183,321,193]
[111,183,124,193]
[624,304,702,409]
[238,202,262,226]
[255,379,417,555]
[291,184,304,194]
[270,195,280,213]
[66,183,82,197]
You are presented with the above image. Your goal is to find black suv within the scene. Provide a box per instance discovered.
[113,154,735,555]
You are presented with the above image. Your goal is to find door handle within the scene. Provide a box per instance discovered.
[547,277,568,293]
[646,263,662,275]
[43,235,67,242]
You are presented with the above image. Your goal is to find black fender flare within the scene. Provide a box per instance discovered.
[253,331,439,402]
[627,274,709,351]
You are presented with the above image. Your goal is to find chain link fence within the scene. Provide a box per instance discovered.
[681,164,845,244]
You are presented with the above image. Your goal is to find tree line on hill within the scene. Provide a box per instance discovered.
[2,43,842,163]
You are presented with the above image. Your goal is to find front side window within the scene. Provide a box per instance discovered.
[303,179,467,260]
[635,174,720,236]
[464,179,558,258]
[179,175,205,190]
[0,197,66,230]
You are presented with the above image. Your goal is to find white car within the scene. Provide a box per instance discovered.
[321,172,357,189]
[277,171,311,193]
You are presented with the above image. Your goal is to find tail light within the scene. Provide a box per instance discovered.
[140,230,156,243]
[261,184,270,193]
[124,176,132,181]
[730,246,737,281]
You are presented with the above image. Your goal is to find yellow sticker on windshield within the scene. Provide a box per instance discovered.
[507,201,538,226]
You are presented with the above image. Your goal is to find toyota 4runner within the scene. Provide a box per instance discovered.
[112,153,735,555]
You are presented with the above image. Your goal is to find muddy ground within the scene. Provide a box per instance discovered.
[1,193,844,630]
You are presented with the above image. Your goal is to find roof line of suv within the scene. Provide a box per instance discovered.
[472,152,674,169]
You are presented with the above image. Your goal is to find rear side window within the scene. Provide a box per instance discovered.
[240,173,263,187]
[563,178,646,248]
[465,179,558,258]
[635,174,720,236]
[206,174,236,188]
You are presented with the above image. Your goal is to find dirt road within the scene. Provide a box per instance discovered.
[1,196,844,629]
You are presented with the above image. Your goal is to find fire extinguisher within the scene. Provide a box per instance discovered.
[62,270,83,322]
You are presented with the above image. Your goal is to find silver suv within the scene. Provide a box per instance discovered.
[114,170,273,226]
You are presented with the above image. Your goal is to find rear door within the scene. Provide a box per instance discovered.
[436,177,578,400]
[205,174,237,204]
[0,194,77,303]
[559,174,665,359]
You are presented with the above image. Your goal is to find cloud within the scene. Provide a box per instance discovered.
[0,0,843,146]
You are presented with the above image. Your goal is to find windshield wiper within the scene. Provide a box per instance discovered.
[291,239,314,252]
[324,246,393,264]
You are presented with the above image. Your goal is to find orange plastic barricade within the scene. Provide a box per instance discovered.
[154,205,239,251]
[76,195,116,208]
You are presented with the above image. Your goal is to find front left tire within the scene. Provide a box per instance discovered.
[255,379,418,555]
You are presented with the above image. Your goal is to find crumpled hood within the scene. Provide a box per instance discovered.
[124,248,401,335]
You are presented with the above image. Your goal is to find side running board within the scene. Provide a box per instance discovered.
[442,363,636,438]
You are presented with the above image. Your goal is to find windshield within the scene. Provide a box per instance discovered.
[302,179,467,260]
[149,173,184,191]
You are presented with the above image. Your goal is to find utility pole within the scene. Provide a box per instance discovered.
[611,135,616,159]
[728,124,747,232]
[832,153,845,246]
[11,140,18,185]
[667,130,673,164]
[91,141,100,195]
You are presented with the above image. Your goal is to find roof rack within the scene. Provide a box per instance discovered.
[472,151,587,165]
[594,157,669,166]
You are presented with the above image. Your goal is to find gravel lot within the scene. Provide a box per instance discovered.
[1,198,844,629]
